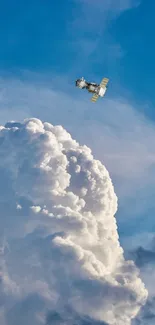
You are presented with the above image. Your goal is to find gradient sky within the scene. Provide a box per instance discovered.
[1,0,154,109]
[0,1,154,238]
[1,1,155,323]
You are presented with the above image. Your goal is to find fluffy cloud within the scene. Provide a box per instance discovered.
[126,235,155,324]
[0,118,147,325]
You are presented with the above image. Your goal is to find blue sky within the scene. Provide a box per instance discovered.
[0,0,153,99]
[0,0,155,235]
[0,0,154,111]
[110,1,155,110]
[1,1,155,324]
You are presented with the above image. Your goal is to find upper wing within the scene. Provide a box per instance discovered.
[91,93,99,103]
[100,77,109,88]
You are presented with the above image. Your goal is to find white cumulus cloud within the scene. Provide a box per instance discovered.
[125,235,155,325]
[0,118,147,325]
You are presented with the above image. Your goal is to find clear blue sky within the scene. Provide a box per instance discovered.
[0,0,155,115]
[110,1,155,115]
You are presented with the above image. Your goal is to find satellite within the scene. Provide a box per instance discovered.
[75,77,109,102]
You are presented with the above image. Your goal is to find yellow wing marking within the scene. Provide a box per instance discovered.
[100,77,109,88]
[91,93,99,103]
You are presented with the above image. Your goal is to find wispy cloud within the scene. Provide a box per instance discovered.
[73,0,140,28]
[69,0,140,68]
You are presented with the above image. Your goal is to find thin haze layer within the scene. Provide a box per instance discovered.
[0,118,147,325]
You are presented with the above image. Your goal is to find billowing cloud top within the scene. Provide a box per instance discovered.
[0,118,147,325]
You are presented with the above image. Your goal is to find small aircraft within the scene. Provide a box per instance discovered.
[75,77,109,102]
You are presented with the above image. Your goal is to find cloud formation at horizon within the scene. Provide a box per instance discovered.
[0,117,147,325]
[126,236,155,325]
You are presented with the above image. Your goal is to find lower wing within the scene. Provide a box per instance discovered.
[91,93,99,103]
